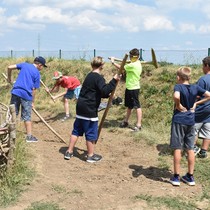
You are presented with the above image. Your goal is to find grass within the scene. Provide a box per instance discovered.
[0,134,35,207]
[0,58,210,209]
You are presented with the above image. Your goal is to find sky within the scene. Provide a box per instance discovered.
[0,0,210,52]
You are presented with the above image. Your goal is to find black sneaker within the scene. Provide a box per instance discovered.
[197,151,208,158]
[181,174,195,186]
[26,135,38,143]
[119,121,128,128]
[64,151,73,160]
[86,154,102,163]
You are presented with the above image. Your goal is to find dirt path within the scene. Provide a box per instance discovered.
[3,111,203,210]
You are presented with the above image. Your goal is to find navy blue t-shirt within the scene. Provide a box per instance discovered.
[172,84,206,125]
[195,74,210,123]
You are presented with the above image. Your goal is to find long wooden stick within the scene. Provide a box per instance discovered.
[40,80,56,103]
[32,108,67,144]
[108,48,158,69]
[97,54,128,142]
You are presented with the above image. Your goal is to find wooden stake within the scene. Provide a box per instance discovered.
[97,54,128,142]
[32,108,67,144]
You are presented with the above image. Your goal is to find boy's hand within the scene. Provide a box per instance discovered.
[113,74,121,81]
[176,104,187,112]
[190,103,196,112]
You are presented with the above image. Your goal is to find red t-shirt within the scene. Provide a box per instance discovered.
[57,76,80,90]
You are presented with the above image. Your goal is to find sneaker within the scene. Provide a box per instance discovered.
[197,151,208,158]
[181,174,195,186]
[26,135,38,143]
[131,126,141,132]
[86,154,102,163]
[61,115,70,122]
[64,151,73,160]
[169,176,180,186]
[193,145,201,156]
[119,121,128,128]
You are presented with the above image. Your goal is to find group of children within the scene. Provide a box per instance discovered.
[6,49,210,186]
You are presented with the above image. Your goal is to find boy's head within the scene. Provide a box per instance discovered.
[53,71,63,80]
[34,56,47,70]
[129,48,139,62]
[202,56,210,67]
[91,56,105,69]
[176,67,191,82]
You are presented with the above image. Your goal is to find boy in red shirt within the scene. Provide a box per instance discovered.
[47,71,81,121]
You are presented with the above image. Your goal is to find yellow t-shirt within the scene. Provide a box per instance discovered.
[124,60,142,90]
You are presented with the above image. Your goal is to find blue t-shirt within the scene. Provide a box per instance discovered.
[11,62,40,101]
[195,74,210,123]
[172,84,206,125]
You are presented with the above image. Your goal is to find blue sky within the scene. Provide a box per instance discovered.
[0,0,210,52]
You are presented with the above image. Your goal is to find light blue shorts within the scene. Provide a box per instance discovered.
[195,122,210,139]
[64,86,81,99]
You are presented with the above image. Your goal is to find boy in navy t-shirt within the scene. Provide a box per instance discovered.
[169,67,210,186]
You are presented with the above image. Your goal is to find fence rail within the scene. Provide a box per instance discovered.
[0,48,210,65]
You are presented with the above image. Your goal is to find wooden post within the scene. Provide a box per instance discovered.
[7,104,16,166]
[97,54,128,142]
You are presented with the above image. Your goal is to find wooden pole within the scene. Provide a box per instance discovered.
[97,54,128,142]
[40,80,56,103]
[32,108,67,144]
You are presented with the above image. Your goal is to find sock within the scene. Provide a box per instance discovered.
[187,173,193,177]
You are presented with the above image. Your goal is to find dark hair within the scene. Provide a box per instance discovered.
[202,56,210,67]
[129,48,139,57]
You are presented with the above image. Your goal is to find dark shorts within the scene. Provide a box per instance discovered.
[10,94,32,121]
[170,122,195,150]
[124,88,141,109]
[72,118,98,141]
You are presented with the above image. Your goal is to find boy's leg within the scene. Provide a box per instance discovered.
[173,149,182,175]
[66,134,78,153]
[186,149,195,174]
[86,140,95,157]
[136,107,142,128]
[63,97,70,116]
[125,108,132,123]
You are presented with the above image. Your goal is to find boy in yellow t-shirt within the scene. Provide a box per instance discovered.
[111,48,142,131]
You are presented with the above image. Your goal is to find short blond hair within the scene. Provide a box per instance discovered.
[91,56,105,69]
[177,66,191,81]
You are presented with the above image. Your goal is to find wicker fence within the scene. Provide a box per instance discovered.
[0,104,16,170]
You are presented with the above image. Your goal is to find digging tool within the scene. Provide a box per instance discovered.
[97,53,128,142]
[108,48,158,69]
[32,107,67,144]
[40,80,56,103]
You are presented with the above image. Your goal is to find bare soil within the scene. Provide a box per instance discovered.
[3,110,205,210]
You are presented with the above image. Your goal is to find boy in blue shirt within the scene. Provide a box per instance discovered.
[170,67,210,186]
[7,56,47,142]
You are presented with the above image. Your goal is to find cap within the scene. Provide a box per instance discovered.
[52,71,63,80]
[34,56,47,67]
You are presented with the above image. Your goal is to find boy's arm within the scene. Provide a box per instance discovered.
[7,64,17,83]
[52,88,67,100]
[195,91,210,106]
[173,91,187,112]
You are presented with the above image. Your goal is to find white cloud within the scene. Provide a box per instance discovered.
[144,16,174,31]
[179,23,196,33]
[198,25,210,34]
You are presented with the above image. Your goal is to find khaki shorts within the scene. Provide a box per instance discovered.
[195,122,210,139]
